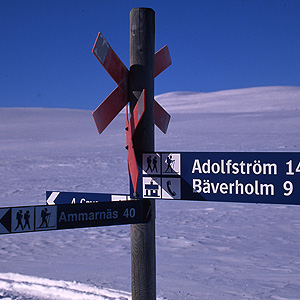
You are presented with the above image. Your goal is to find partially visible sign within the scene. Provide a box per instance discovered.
[46,191,130,205]
[140,152,300,205]
[0,201,151,235]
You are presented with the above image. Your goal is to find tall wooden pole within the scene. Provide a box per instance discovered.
[130,8,156,300]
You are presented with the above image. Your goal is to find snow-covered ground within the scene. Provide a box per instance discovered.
[0,86,300,299]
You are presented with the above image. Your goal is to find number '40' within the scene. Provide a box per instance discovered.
[123,208,135,218]
[286,160,300,175]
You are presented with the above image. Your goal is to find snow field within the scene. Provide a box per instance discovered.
[1,86,300,299]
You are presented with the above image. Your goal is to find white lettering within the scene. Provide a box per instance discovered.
[240,161,246,174]
[192,179,274,196]
[211,163,220,174]
[264,163,277,175]
[192,159,202,173]
[193,179,202,193]
[202,160,211,174]
[219,182,228,194]
[232,163,239,174]
[261,183,275,195]
[245,183,254,195]
[226,160,232,174]
[191,159,278,175]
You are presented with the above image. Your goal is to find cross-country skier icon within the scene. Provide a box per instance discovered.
[15,210,24,230]
[164,155,176,173]
[39,208,51,228]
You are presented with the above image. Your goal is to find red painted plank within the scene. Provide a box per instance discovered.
[92,84,128,134]
[126,106,139,193]
[154,99,171,134]
[154,45,172,78]
[92,32,129,86]
[130,89,145,135]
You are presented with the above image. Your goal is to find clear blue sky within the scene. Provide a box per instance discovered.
[1,0,300,109]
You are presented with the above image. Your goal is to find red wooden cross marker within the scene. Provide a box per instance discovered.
[125,90,146,193]
[92,32,171,192]
[92,33,129,134]
[92,32,171,134]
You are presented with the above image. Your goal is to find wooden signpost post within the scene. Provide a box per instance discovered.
[129,8,156,300]
[91,8,171,299]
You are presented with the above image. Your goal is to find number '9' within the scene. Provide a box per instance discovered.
[283,181,293,196]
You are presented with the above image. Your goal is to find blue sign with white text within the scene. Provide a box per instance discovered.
[0,200,151,235]
[46,191,130,205]
[140,152,300,205]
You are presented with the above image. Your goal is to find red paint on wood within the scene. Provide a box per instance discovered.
[92,33,129,86]
[154,99,171,134]
[154,45,172,78]
[131,89,146,135]
[92,33,172,136]
[92,84,127,134]
[103,47,129,86]
[126,105,139,193]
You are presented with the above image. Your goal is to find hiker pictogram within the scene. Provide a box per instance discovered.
[39,208,51,228]
[143,154,161,175]
[145,155,159,173]
[35,206,57,231]
[24,210,31,229]
[11,207,34,233]
[14,209,31,230]
[15,210,24,231]
[152,157,158,172]
[162,153,181,175]
[164,155,176,173]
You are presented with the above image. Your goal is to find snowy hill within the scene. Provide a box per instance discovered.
[156,86,300,113]
[0,86,300,299]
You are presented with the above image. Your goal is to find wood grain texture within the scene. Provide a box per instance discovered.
[129,7,156,300]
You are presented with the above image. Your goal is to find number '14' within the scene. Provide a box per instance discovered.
[286,160,300,175]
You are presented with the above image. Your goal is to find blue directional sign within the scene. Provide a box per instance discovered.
[46,191,130,205]
[140,152,300,205]
[0,200,151,235]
